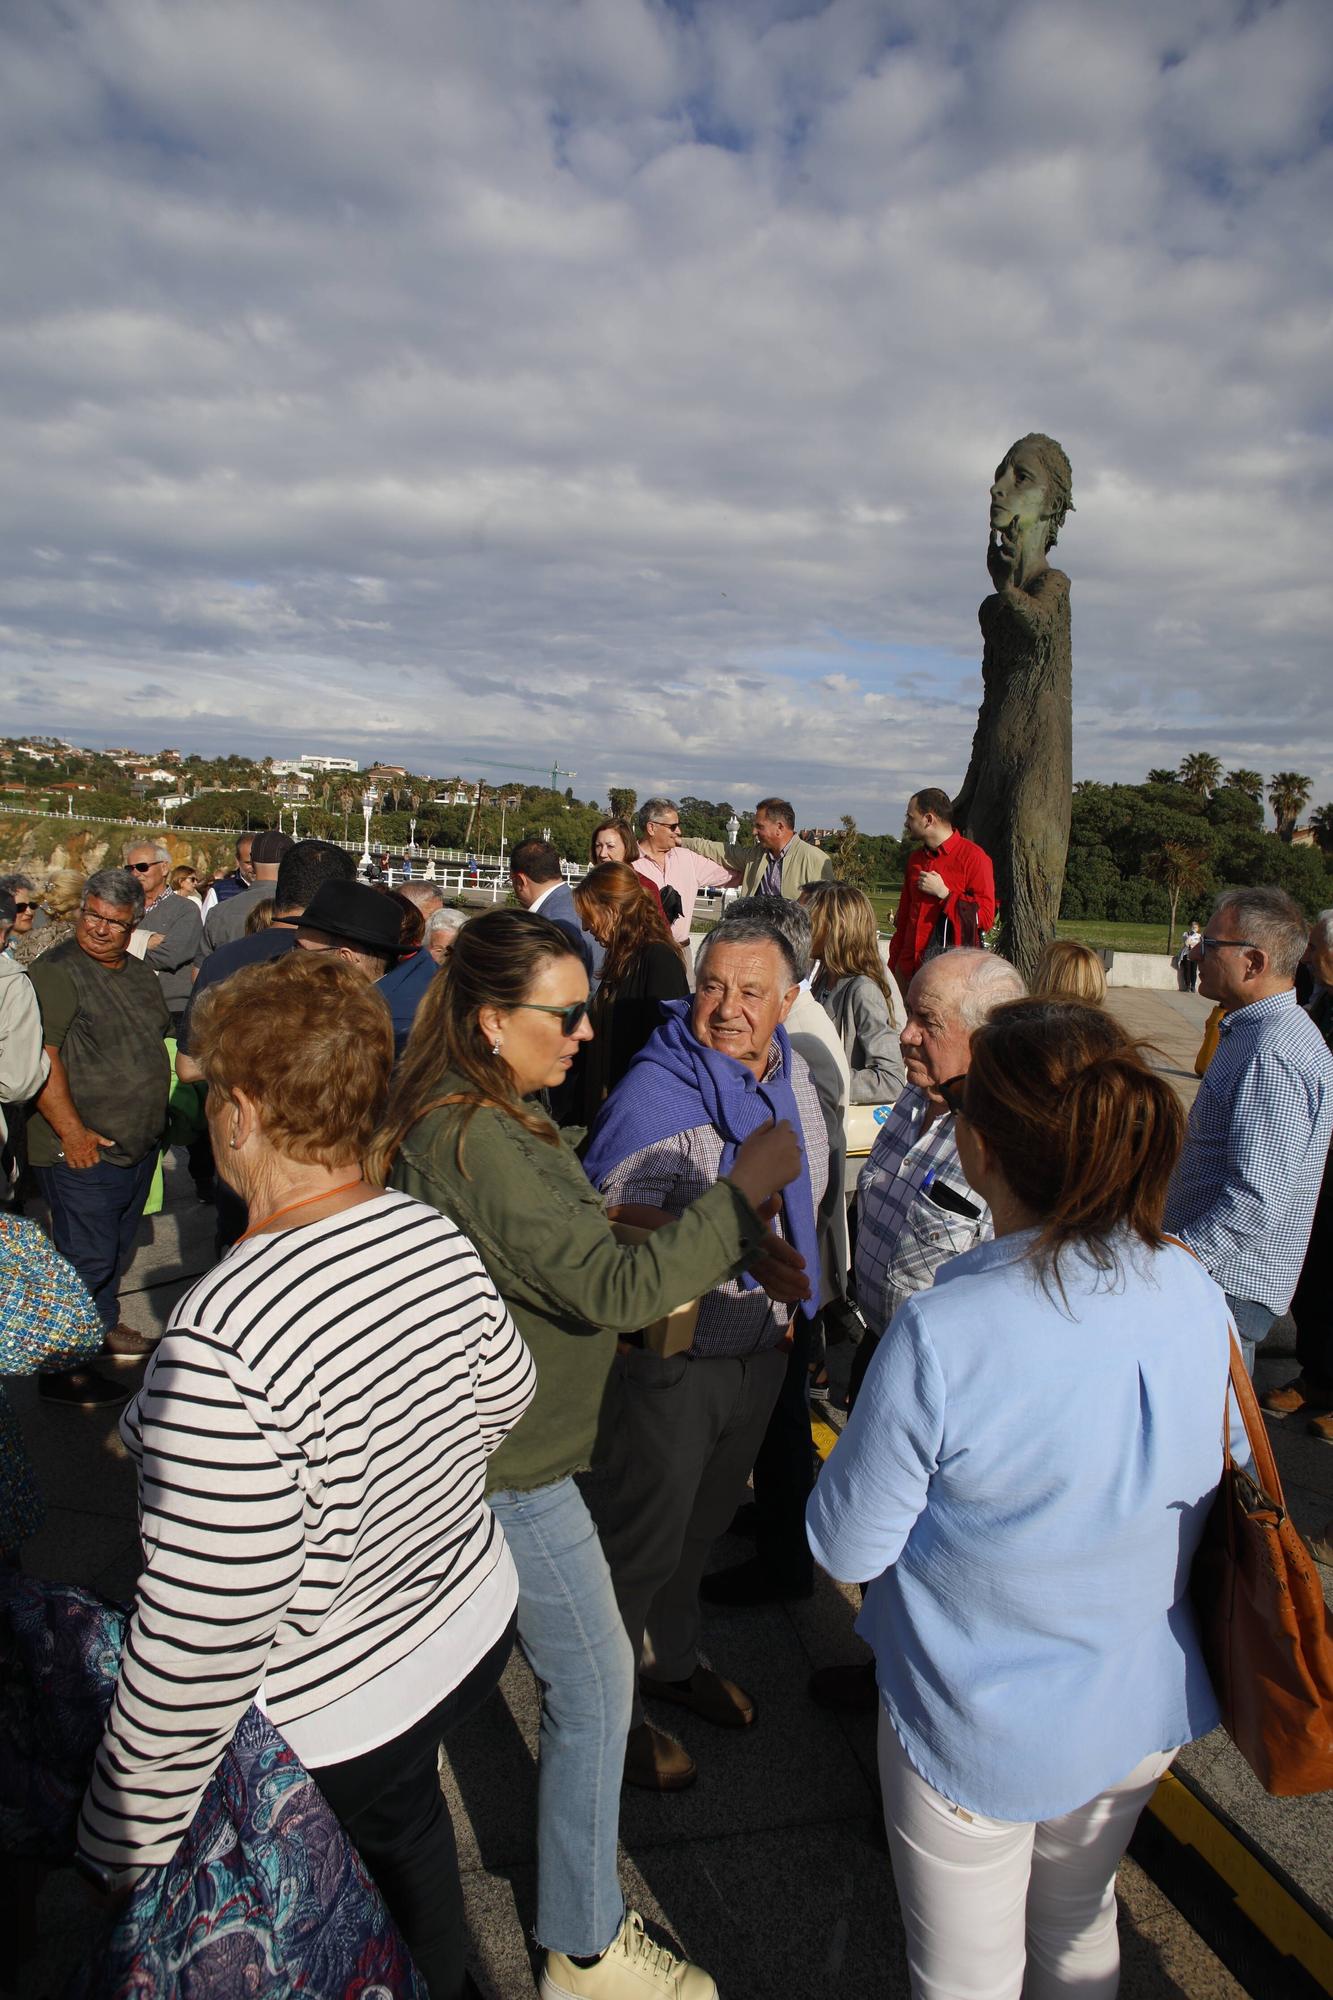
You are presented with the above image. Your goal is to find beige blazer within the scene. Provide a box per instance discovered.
[685,832,834,899]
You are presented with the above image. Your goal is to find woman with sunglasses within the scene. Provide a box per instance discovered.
[0,876,41,958]
[809,998,1241,2000]
[370,909,804,2000]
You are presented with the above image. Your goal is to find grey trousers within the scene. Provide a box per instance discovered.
[593,1344,787,1725]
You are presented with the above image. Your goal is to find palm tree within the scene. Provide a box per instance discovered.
[1145,768,1179,786]
[1225,768,1263,800]
[336,785,357,844]
[1268,771,1312,842]
[1310,803,1333,855]
[1178,752,1222,797]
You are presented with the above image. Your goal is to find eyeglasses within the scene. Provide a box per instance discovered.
[938,1073,969,1116]
[1199,936,1257,954]
[12,900,39,912]
[127,860,161,873]
[649,819,681,832]
[512,999,591,1035]
[79,908,134,935]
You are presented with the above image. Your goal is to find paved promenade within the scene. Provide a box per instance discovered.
[9,986,1330,1998]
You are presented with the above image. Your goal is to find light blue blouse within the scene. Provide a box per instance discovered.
[807,1229,1242,1821]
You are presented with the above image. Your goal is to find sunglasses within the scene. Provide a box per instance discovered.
[12,900,39,912]
[650,819,681,832]
[938,1074,969,1116]
[513,999,591,1035]
[127,860,161,873]
[1199,936,1257,954]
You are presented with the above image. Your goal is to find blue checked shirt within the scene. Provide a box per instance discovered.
[854,1087,991,1337]
[1165,989,1333,1314]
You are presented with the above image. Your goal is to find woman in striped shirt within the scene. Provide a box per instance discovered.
[77,954,535,2000]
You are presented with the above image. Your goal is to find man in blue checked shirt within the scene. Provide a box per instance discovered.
[1166,886,1333,1374]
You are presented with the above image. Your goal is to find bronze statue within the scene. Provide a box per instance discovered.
[954,433,1074,981]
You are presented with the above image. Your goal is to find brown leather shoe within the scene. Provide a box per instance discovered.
[808,1660,878,1714]
[103,1323,157,1358]
[622,1721,697,1792]
[1308,1523,1333,1565]
[1308,1412,1333,1445]
[1260,1375,1333,1417]
[639,1664,755,1729]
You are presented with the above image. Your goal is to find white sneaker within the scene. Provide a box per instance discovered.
[539,1908,718,1999]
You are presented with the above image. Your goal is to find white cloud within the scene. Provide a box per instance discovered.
[0,0,1330,827]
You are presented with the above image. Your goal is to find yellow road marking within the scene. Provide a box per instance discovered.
[1145,1770,1333,1987]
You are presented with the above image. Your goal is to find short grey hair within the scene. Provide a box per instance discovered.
[0,873,36,899]
[398,880,445,914]
[722,896,812,983]
[425,906,469,937]
[124,839,171,867]
[1310,908,1333,952]
[84,867,145,922]
[695,914,797,989]
[911,947,1026,1029]
[639,797,677,834]
[1212,886,1308,982]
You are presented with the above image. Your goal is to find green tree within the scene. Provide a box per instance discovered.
[1310,804,1333,855]
[1147,841,1211,952]
[607,787,637,823]
[1178,751,1222,797]
[1268,771,1313,842]
[831,814,868,887]
[1225,768,1263,800]
[1145,768,1179,786]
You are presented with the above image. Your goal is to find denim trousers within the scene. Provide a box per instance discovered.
[488,1476,633,1959]
[35,1152,156,1330]
[1225,1292,1278,1377]
[314,1617,516,2000]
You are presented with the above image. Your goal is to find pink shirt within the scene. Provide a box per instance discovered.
[632,847,733,946]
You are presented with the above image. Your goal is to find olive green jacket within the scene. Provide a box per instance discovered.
[391,1078,766,1493]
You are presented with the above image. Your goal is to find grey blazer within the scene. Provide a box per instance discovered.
[814,973,905,1105]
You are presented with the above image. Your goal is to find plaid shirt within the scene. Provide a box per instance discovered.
[598,1042,829,1359]
[853,1087,991,1336]
[1165,988,1333,1314]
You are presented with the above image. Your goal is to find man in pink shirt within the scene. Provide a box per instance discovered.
[631,798,733,959]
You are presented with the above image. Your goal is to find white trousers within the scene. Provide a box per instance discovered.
[877,1713,1176,2000]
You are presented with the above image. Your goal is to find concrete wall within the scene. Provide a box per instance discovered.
[1100,948,1180,989]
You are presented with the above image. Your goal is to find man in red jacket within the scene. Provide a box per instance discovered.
[888,788,997,993]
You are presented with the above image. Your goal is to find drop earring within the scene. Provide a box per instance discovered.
[490,1040,503,1056]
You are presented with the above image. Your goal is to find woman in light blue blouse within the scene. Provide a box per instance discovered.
[809,999,1239,2000]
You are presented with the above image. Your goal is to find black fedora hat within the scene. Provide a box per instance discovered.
[299,881,405,957]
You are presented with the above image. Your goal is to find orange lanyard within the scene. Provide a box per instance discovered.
[235,1176,366,1244]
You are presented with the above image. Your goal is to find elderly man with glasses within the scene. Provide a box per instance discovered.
[631,799,734,960]
[123,840,202,1031]
[1165,887,1333,1376]
[26,869,172,1402]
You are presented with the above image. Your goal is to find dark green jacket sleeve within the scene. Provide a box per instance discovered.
[395,1100,765,1334]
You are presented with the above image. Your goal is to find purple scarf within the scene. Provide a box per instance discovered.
[581,999,820,1319]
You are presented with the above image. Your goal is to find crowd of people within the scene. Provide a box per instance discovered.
[1,794,1331,2000]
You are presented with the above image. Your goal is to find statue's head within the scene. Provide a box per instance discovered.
[993,434,1074,551]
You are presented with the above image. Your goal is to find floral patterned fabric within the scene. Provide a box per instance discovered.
[0,1576,427,2000]
[0,1215,105,1550]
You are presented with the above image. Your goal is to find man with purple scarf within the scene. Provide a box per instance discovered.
[583,914,828,1792]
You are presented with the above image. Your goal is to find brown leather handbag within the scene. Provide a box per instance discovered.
[1190,1341,1333,1795]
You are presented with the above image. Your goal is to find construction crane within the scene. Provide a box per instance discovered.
[447,756,577,848]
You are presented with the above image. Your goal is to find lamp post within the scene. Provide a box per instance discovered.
[291,807,300,841]
[360,785,378,871]
[726,811,740,845]
[499,793,519,861]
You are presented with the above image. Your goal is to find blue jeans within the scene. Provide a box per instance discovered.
[489,1476,633,1959]
[1225,1292,1277,1378]
[36,1152,156,1331]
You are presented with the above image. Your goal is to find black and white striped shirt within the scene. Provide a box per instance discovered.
[78,1190,535,1873]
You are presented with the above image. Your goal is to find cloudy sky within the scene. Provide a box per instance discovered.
[2,0,1330,831]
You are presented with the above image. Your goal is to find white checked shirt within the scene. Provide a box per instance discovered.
[854,1087,990,1337]
[1165,988,1333,1314]
[597,1042,829,1359]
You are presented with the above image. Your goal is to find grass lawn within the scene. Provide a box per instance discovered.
[699,890,1177,958]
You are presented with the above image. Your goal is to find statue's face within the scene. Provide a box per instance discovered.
[990,447,1050,537]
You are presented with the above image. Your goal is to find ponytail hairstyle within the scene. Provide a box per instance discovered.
[367,908,582,1183]
[960,998,1183,1299]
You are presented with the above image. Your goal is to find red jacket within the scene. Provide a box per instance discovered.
[888,833,997,984]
